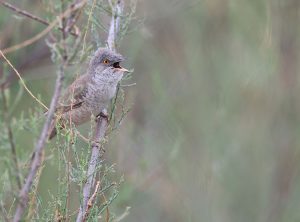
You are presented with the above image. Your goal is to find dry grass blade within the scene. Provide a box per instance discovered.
[12,63,65,222]
[0,49,49,110]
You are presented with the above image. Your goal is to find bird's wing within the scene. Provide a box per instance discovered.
[56,74,90,113]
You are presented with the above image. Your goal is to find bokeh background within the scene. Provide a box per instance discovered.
[1,0,300,221]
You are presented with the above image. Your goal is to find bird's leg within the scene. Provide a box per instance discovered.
[91,140,106,156]
[92,109,109,150]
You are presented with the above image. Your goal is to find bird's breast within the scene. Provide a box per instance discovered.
[85,80,117,114]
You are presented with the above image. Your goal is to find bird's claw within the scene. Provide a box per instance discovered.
[91,140,106,153]
[91,140,101,147]
[96,110,109,122]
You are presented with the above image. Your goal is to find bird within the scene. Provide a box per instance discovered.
[48,48,128,139]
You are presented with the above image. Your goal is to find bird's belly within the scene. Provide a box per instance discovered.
[87,100,107,116]
[62,106,93,126]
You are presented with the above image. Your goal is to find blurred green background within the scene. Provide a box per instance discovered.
[2,0,300,221]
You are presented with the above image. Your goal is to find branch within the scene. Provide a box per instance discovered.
[76,1,124,221]
[12,63,65,222]
[83,181,101,221]
[107,0,124,51]
[76,112,108,222]
[0,0,79,37]
[1,0,87,55]
[10,0,84,217]
[64,0,85,34]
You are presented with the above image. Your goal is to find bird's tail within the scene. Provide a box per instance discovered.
[48,118,67,140]
[48,126,57,140]
[44,110,57,140]
[48,119,57,140]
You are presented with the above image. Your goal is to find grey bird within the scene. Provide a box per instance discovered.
[48,48,128,139]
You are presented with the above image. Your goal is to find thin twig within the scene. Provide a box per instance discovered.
[76,0,124,221]
[0,0,79,37]
[1,0,87,55]
[25,152,45,221]
[60,1,71,220]
[82,181,100,221]
[0,53,24,192]
[0,200,10,222]
[65,0,85,34]
[113,206,131,222]
[12,64,65,222]
[107,0,124,51]
[0,44,50,90]
[76,113,108,222]
[0,50,48,110]
[1,88,22,190]
[120,82,137,87]
[1,49,90,148]
[82,0,97,52]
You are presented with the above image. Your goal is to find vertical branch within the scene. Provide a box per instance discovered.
[12,63,65,222]
[60,1,70,219]
[76,116,108,222]
[107,0,124,51]
[76,0,124,221]
[10,1,86,220]
[83,181,101,221]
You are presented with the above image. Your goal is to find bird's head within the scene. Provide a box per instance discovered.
[89,48,128,82]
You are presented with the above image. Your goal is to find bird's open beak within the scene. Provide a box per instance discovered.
[112,62,129,73]
[117,67,129,72]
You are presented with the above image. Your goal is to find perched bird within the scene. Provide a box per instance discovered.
[48,48,128,139]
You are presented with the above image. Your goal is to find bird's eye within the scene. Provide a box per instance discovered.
[103,59,110,64]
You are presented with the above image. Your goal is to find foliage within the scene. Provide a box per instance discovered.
[2,0,300,222]
[0,0,136,221]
